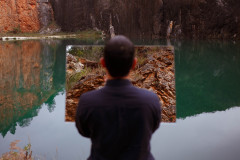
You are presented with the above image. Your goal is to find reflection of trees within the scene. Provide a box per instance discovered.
[45,94,56,113]
[0,40,65,137]
[18,118,33,128]
[175,41,240,118]
[9,124,16,135]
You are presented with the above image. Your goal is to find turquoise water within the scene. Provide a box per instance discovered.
[174,41,240,118]
[0,39,240,160]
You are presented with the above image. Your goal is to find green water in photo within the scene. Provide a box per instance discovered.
[0,39,239,160]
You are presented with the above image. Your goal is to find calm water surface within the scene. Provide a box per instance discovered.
[0,39,240,160]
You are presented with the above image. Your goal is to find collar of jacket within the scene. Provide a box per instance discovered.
[106,79,132,87]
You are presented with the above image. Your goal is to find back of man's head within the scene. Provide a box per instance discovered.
[104,35,135,78]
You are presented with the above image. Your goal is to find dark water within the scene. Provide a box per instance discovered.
[0,39,240,160]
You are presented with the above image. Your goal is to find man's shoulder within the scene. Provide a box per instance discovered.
[80,85,159,101]
[79,88,103,101]
[133,87,160,102]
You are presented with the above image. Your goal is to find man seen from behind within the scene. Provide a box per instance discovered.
[75,35,161,160]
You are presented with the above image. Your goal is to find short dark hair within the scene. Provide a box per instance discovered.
[104,35,135,78]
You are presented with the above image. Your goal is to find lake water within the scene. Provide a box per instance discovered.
[0,39,240,160]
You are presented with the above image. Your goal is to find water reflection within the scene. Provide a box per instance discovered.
[0,40,65,137]
[0,39,240,160]
[151,106,240,160]
[174,41,240,118]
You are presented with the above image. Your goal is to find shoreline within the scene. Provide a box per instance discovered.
[1,33,239,42]
[0,34,78,41]
[0,30,104,41]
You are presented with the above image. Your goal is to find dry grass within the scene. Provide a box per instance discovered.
[0,140,32,160]
[66,66,105,91]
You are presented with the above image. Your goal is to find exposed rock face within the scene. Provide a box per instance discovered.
[161,0,240,39]
[66,75,105,122]
[50,0,163,39]
[0,0,54,33]
[0,0,239,38]
[133,46,176,122]
[66,53,84,74]
[38,1,54,28]
[0,0,40,32]
[65,46,176,122]
[38,0,54,28]
[50,0,240,39]
[1,0,239,38]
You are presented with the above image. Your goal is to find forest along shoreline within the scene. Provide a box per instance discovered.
[65,46,176,123]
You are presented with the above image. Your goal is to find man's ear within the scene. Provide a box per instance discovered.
[131,58,137,69]
[100,57,106,68]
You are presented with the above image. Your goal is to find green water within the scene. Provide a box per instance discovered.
[0,39,240,160]
[174,41,240,118]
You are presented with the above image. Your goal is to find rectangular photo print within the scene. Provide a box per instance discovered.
[65,45,176,122]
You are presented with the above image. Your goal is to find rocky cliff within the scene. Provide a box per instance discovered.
[161,0,240,39]
[50,0,163,39]
[0,0,54,33]
[50,0,240,39]
[1,0,239,39]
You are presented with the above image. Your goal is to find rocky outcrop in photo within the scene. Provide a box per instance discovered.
[65,46,176,122]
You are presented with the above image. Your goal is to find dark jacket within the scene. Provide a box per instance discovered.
[76,79,161,160]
